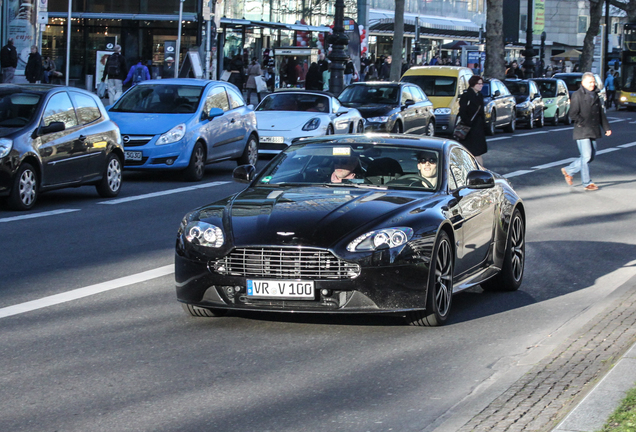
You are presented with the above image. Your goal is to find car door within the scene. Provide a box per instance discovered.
[69,91,106,179]
[330,98,350,133]
[499,80,516,123]
[407,85,430,133]
[448,147,497,276]
[495,80,511,125]
[529,81,540,121]
[400,86,418,134]
[37,91,87,186]
[225,86,251,157]
[557,80,570,116]
[201,86,235,160]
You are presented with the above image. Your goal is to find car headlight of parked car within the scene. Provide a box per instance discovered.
[517,102,530,109]
[302,118,321,131]
[434,108,451,115]
[347,227,414,252]
[0,138,12,158]
[367,116,390,123]
[544,99,554,104]
[184,221,224,248]
[156,123,186,145]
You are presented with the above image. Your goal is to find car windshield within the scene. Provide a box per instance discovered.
[505,82,529,95]
[480,83,491,97]
[535,81,557,97]
[339,85,400,105]
[110,84,203,113]
[401,76,457,96]
[256,142,441,191]
[0,91,41,127]
[256,94,330,112]
[556,75,582,92]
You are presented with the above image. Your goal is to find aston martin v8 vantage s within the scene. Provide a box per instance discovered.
[175,134,526,326]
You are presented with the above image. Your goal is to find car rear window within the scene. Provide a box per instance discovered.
[401,76,457,96]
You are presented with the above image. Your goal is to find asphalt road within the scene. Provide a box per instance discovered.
[1,110,636,432]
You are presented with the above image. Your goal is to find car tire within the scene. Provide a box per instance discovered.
[8,163,38,211]
[538,109,545,128]
[181,303,228,317]
[481,209,525,292]
[486,111,496,136]
[425,120,435,137]
[96,153,122,198]
[238,134,258,166]
[504,112,516,133]
[183,142,206,182]
[326,124,334,135]
[356,120,364,133]
[563,112,572,125]
[551,109,559,126]
[391,121,402,133]
[406,231,453,327]
[527,111,535,129]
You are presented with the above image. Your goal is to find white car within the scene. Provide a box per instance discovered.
[255,91,365,155]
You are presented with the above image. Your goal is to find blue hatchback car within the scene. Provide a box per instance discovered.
[108,79,258,181]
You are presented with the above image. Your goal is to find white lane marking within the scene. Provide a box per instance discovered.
[596,148,621,155]
[550,127,574,131]
[514,131,550,137]
[609,119,626,123]
[99,181,231,205]
[532,158,577,170]
[630,121,636,124]
[0,209,80,223]
[0,265,174,319]
[504,170,535,178]
[618,142,636,148]
[487,136,512,142]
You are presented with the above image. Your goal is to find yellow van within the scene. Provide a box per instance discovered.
[401,66,474,135]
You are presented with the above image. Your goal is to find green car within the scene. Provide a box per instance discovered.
[532,78,571,125]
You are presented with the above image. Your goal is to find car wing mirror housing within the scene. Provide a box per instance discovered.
[493,90,501,98]
[204,107,224,121]
[233,164,256,184]
[402,99,415,109]
[336,106,349,116]
[35,121,65,137]
[466,170,495,189]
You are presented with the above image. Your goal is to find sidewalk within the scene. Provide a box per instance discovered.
[455,275,636,432]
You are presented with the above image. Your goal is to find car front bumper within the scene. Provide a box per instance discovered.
[121,135,192,169]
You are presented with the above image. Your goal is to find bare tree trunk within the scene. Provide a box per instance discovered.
[580,0,603,72]
[484,0,504,79]
[390,0,405,81]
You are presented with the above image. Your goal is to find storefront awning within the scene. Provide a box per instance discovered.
[220,18,331,33]
[48,12,198,21]
[369,8,480,40]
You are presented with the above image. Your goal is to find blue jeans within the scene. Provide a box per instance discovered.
[564,139,597,186]
[344,74,353,85]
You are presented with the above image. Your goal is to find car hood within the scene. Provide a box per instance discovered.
[198,186,423,248]
[107,112,193,135]
[342,104,395,118]
[427,96,453,109]
[256,111,321,131]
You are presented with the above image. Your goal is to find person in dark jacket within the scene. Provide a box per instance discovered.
[505,60,524,79]
[1,38,19,83]
[228,54,245,91]
[458,75,487,166]
[305,62,323,90]
[379,56,391,81]
[560,72,611,191]
[25,46,43,83]
[101,45,127,106]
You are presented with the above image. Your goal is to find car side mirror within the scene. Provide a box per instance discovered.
[36,121,65,137]
[233,164,256,184]
[558,91,566,96]
[493,90,501,98]
[247,104,255,110]
[203,107,224,121]
[466,170,495,189]
[336,106,349,116]
[402,99,415,109]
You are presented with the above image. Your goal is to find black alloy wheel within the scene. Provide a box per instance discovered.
[487,111,496,136]
[481,209,525,292]
[356,120,364,133]
[552,109,559,126]
[504,112,516,133]
[538,109,545,128]
[184,142,206,182]
[406,231,453,326]
[527,111,535,129]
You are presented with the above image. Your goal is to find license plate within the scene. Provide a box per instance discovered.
[260,136,284,143]
[124,151,142,161]
[247,279,314,299]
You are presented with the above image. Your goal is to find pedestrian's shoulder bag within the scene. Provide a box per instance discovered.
[453,102,480,141]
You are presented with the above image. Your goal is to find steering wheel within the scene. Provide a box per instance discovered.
[175,103,193,113]
[388,174,434,189]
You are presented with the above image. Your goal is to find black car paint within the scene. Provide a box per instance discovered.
[175,135,525,318]
[503,79,546,126]
[481,78,516,134]
[0,85,123,202]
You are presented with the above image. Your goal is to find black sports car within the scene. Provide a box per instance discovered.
[175,135,526,326]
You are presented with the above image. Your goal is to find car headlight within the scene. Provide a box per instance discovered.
[434,108,451,115]
[517,102,530,109]
[544,99,554,104]
[184,221,224,248]
[0,138,12,158]
[367,116,390,123]
[620,96,628,102]
[347,227,414,252]
[156,123,186,145]
[302,117,321,131]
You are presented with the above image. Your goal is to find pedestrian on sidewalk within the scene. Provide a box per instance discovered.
[101,45,127,106]
[245,57,262,104]
[123,58,151,87]
[25,46,43,83]
[1,38,18,83]
[561,72,611,191]
[458,75,487,167]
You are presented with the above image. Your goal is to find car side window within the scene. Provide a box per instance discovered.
[449,148,478,188]
[331,98,341,114]
[500,82,511,96]
[42,92,78,128]
[408,86,424,103]
[70,92,102,125]
[401,87,412,104]
[204,87,230,114]
[226,87,245,109]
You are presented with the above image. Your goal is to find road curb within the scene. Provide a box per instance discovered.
[455,275,636,432]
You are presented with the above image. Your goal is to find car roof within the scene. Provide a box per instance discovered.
[403,66,472,77]
[135,78,215,87]
[347,81,401,87]
[294,133,451,152]
[0,84,74,94]
[268,89,335,97]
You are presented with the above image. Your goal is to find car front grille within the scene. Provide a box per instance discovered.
[212,247,360,280]
[123,135,154,147]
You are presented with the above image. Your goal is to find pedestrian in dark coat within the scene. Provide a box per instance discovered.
[1,38,19,83]
[560,72,611,191]
[379,56,391,81]
[458,75,487,166]
[25,46,43,83]
[305,62,323,90]
[228,55,245,90]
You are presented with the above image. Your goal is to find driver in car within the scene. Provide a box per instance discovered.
[416,151,438,188]
[331,154,360,183]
